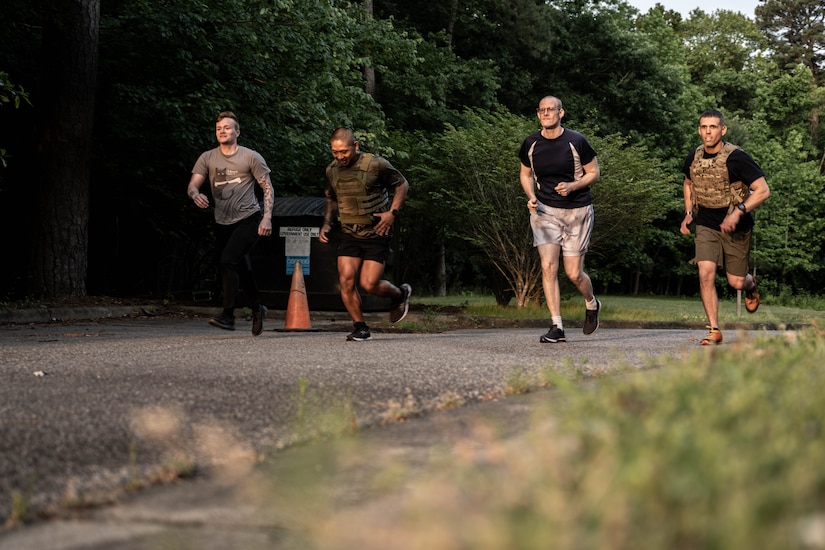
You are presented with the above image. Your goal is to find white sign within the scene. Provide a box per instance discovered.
[285,235,311,256]
[279,226,320,237]
[279,226,318,274]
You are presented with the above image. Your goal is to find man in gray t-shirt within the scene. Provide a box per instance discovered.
[187,111,274,336]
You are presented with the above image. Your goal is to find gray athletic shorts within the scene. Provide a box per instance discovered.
[692,225,751,277]
[530,202,594,256]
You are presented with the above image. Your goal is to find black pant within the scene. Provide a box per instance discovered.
[215,212,262,315]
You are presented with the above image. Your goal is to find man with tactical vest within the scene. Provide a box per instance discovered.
[680,109,770,345]
[319,127,411,341]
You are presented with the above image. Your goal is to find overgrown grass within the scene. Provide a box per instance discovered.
[6,484,32,528]
[415,293,825,324]
[291,377,359,442]
[260,327,825,549]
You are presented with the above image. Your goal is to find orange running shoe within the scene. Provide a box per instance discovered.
[745,277,760,313]
[700,326,723,346]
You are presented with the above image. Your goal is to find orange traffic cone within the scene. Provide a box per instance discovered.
[284,261,312,330]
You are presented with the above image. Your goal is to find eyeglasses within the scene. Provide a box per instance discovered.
[536,107,560,114]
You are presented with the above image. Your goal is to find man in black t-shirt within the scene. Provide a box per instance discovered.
[519,96,602,344]
[680,109,770,345]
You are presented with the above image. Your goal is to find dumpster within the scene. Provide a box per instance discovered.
[251,196,386,311]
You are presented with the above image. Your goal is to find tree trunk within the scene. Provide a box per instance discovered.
[446,0,459,49]
[32,0,99,298]
[364,65,376,98]
[362,0,376,98]
[437,241,447,297]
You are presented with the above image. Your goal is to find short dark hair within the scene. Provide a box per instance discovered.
[216,111,239,130]
[330,127,357,145]
[700,109,725,126]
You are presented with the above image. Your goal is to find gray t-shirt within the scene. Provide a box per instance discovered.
[192,146,271,225]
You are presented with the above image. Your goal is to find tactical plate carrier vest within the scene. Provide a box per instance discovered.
[689,142,747,214]
[330,153,390,225]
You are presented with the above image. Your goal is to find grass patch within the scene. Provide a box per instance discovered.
[7,484,32,528]
[257,328,825,549]
[504,368,536,395]
[415,293,825,324]
[291,378,359,443]
[393,305,455,332]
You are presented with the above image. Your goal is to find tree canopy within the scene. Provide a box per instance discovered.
[1,0,824,302]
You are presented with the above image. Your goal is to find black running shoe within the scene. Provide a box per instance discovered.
[252,305,267,336]
[208,315,236,331]
[539,325,566,343]
[346,325,372,341]
[389,283,412,323]
[583,299,601,335]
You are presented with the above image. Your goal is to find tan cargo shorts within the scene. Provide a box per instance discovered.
[692,225,751,276]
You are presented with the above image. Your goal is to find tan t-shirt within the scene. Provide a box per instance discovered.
[193,146,271,225]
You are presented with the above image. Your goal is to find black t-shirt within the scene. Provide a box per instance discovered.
[519,129,597,209]
[682,146,765,232]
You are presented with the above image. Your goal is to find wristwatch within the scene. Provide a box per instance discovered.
[391,209,399,217]
[737,203,747,213]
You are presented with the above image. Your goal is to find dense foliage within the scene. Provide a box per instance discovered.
[0,0,823,302]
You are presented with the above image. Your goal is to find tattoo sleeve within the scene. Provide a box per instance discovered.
[259,175,274,218]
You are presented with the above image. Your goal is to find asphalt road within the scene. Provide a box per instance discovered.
[0,315,765,529]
